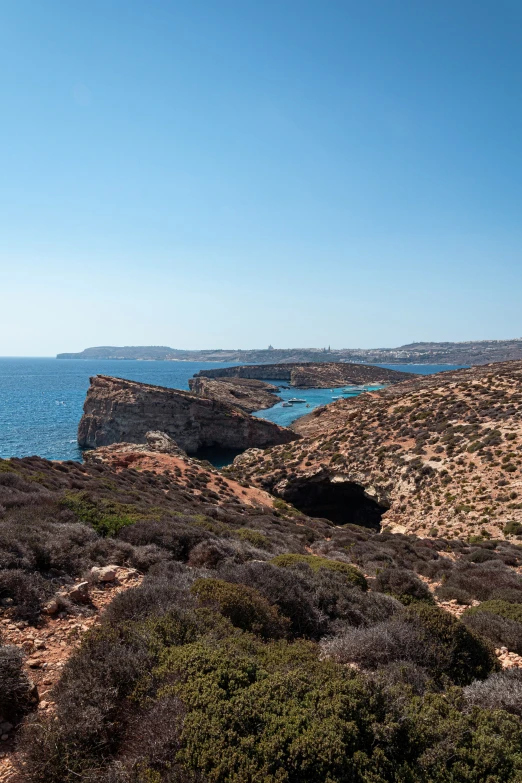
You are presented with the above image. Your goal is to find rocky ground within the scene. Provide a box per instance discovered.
[85,433,277,510]
[0,566,142,782]
[228,361,522,539]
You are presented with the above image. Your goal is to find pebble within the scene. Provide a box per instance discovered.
[1,735,8,742]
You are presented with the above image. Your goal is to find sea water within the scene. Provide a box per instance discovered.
[0,358,467,463]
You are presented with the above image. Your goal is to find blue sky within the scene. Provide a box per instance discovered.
[1,0,522,355]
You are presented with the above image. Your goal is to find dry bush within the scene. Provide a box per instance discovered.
[464,669,522,717]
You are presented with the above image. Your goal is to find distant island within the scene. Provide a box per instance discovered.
[57,338,522,365]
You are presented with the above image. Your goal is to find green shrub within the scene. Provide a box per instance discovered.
[504,520,522,536]
[373,567,435,605]
[190,578,290,639]
[464,599,522,624]
[60,491,140,536]
[153,636,522,783]
[408,602,499,685]
[235,527,269,548]
[271,554,367,590]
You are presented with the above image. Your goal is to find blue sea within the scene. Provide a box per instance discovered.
[0,358,466,463]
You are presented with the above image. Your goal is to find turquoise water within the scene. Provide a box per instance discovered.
[0,358,467,462]
[253,383,384,427]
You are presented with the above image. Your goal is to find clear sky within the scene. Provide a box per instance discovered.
[1,0,522,355]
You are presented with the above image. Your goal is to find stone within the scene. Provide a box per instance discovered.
[1,734,8,741]
[0,723,13,733]
[43,598,59,615]
[90,565,118,582]
[67,581,90,603]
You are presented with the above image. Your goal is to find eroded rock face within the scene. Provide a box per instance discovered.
[188,376,281,413]
[78,376,297,453]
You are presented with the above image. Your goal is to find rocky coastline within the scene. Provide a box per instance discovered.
[77,375,297,454]
[194,361,413,387]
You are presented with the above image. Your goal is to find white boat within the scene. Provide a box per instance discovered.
[288,398,306,403]
[281,401,293,407]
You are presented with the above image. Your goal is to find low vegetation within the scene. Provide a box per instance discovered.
[2,454,522,781]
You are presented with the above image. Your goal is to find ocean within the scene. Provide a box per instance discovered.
[0,358,467,463]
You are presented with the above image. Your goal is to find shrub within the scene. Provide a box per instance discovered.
[103,567,198,624]
[504,520,522,536]
[0,641,35,721]
[153,636,522,783]
[154,636,381,783]
[435,561,522,603]
[373,567,435,605]
[187,538,239,569]
[219,561,399,639]
[462,611,522,655]
[118,518,211,561]
[190,578,290,639]
[235,527,269,548]
[60,491,139,536]
[464,599,522,624]
[0,569,53,622]
[271,553,367,590]
[219,561,326,638]
[464,668,522,716]
[322,603,498,685]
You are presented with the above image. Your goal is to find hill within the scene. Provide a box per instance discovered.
[57,337,522,365]
[3,451,522,781]
[228,360,522,539]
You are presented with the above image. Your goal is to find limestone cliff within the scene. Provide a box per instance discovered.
[188,376,281,413]
[194,362,412,387]
[78,376,298,453]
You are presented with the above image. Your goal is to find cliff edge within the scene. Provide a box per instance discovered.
[78,375,298,453]
[194,362,413,387]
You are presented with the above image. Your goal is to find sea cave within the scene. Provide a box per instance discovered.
[281,474,388,530]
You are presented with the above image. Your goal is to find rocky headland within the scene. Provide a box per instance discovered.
[227,361,522,539]
[77,375,297,454]
[188,375,281,413]
[195,361,412,387]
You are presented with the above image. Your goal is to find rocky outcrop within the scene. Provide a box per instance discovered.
[226,361,522,539]
[83,436,278,510]
[188,376,281,413]
[78,376,297,454]
[194,362,412,387]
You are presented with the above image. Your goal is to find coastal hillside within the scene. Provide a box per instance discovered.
[228,361,522,540]
[3,451,522,781]
[58,337,522,365]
